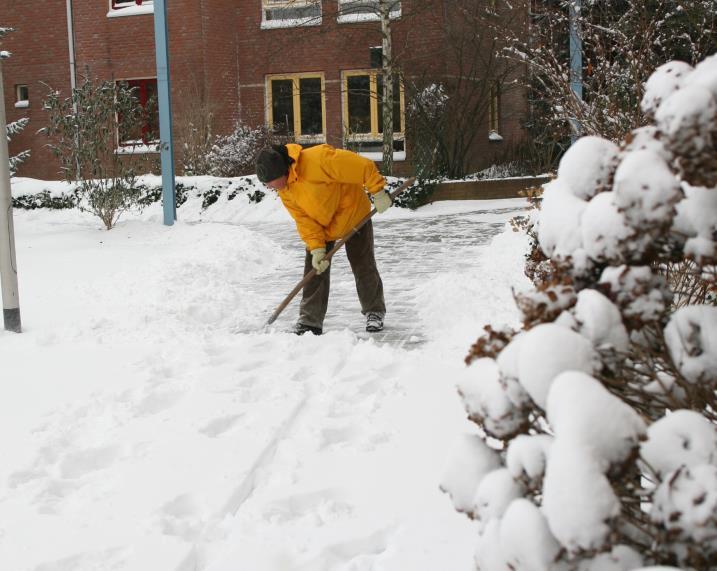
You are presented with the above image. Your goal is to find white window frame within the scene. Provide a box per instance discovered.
[341,69,406,160]
[266,73,327,144]
[107,0,154,18]
[15,84,29,108]
[261,0,322,29]
[337,0,401,24]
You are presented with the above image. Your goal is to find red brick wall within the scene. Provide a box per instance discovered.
[2,0,528,181]
[2,0,71,180]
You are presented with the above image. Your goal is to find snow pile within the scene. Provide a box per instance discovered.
[444,56,717,570]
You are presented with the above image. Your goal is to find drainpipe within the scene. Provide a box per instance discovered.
[66,0,77,94]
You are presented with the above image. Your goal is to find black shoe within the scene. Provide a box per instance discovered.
[294,323,323,336]
[366,312,384,332]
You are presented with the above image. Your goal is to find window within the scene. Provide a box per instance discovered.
[489,83,503,141]
[338,0,401,23]
[108,0,153,17]
[267,74,325,143]
[116,78,159,147]
[15,85,29,108]
[262,0,321,28]
[342,70,405,156]
[112,0,149,8]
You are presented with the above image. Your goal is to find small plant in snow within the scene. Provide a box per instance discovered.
[442,55,717,570]
[206,121,276,178]
[42,74,155,230]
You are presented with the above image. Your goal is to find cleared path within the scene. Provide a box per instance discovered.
[244,204,528,347]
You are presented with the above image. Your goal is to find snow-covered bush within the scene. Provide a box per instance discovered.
[445,56,717,570]
[42,75,156,230]
[205,121,274,178]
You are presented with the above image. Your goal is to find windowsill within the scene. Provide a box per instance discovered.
[359,151,406,162]
[261,17,321,29]
[107,4,154,18]
[337,11,401,23]
[115,143,160,155]
[296,136,326,145]
[14,101,29,109]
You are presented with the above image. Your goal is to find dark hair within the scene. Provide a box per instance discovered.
[255,144,294,182]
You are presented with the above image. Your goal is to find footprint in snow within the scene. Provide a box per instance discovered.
[58,444,122,479]
[133,388,184,416]
[199,413,244,437]
[157,493,206,542]
[262,489,354,525]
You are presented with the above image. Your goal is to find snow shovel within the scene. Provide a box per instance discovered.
[265,177,416,327]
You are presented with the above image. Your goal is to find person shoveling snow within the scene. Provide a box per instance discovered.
[256,143,393,335]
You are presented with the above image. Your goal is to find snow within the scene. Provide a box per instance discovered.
[517,324,599,409]
[655,85,717,151]
[471,468,524,532]
[499,498,562,571]
[640,60,693,115]
[576,545,642,571]
[542,440,620,552]
[612,149,681,229]
[556,135,619,200]
[651,464,717,548]
[622,126,672,162]
[685,53,717,99]
[599,265,670,324]
[505,434,553,481]
[571,289,629,352]
[664,305,717,384]
[440,433,502,515]
[641,410,717,478]
[537,179,587,258]
[546,372,646,466]
[580,191,635,263]
[673,182,717,261]
[0,183,531,570]
[456,358,529,438]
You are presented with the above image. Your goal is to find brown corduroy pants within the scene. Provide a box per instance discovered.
[298,220,386,329]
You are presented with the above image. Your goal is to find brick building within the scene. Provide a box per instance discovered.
[1,0,528,181]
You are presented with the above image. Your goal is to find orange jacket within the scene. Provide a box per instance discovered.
[278,144,386,250]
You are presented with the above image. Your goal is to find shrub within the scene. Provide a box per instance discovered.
[42,74,155,229]
[442,55,717,570]
[206,122,278,178]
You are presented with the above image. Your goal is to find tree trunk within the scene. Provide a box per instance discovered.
[380,0,394,176]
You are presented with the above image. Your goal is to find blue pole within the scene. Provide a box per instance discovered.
[153,0,176,225]
[568,0,582,142]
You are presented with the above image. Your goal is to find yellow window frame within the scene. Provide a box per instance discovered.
[341,70,405,142]
[489,83,500,133]
[266,72,327,143]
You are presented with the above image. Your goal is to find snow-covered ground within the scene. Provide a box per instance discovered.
[0,181,530,571]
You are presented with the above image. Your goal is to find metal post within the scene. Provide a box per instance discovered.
[0,57,21,332]
[153,0,176,226]
[568,0,583,142]
[66,0,81,180]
